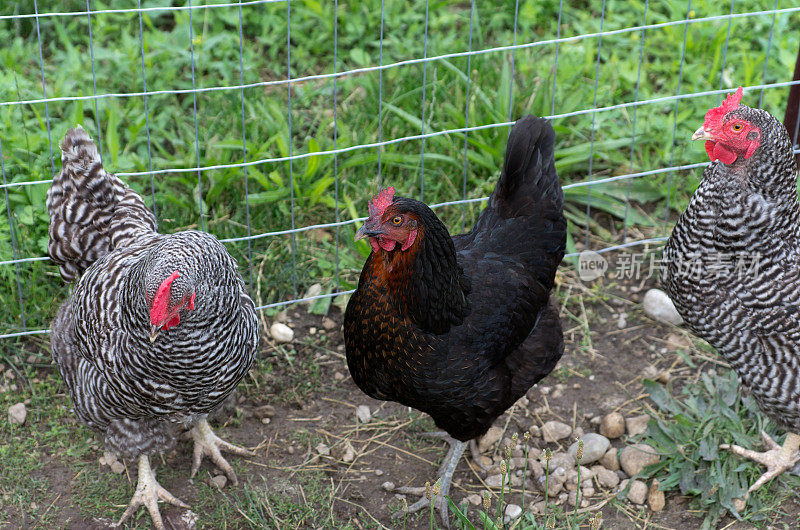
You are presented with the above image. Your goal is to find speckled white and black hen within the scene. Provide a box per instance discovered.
[47,127,259,529]
[663,87,800,503]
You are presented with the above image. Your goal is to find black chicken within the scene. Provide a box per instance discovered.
[344,115,566,525]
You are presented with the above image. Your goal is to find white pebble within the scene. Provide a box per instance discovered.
[8,403,26,425]
[270,322,294,343]
[642,289,683,326]
[356,405,371,423]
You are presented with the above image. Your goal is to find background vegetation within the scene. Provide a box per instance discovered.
[1,0,798,335]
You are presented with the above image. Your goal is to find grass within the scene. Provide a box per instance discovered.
[2,0,800,528]
[641,366,800,529]
[1,0,799,334]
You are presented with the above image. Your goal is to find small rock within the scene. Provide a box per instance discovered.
[478,426,504,453]
[568,433,610,464]
[477,455,493,468]
[333,372,345,381]
[485,475,506,488]
[642,289,683,325]
[565,466,593,486]
[381,481,395,491]
[527,459,544,478]
[375,469,384,476]
[110,461,125,474]
[309,327,317,335]
[530,500,547,514]
[600,412,626,439]
[270,322,294,343]
[287,446,295,455]
[341,443,356,463]
[253,405,276,419]
[599,447,620,471]
[261,417,271,425]
[304,283,323,304]
[594,467,620,489]
[503,504,522,523]
[537,468,566,496]
[316,442,331,456]
[542,421,571,443]
[627,479,647,504]
[103,451,118,466]
[467,494,482,506]
[543,451,575,471]
[210,475,228,489]
[625,415,650,437]
[8,403,26,425]
[322,317,338,331]
[648,480,665,511]
[356,405,371,423]
[616,313,627,329]
[619,443,660,477]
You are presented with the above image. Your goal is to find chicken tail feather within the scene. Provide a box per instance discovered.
[46,127,157,283]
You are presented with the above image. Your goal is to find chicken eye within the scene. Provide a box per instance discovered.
[731,123,743,132]
[391,216,403,225]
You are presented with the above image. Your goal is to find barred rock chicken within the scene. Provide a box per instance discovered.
[663,87,800,502]
[344,115,566,526]
[47,128,259,529]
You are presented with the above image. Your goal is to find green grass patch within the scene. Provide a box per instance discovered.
[642,370,800,529]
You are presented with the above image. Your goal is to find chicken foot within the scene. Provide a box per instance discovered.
[116,454,189,530]
[720,430,800,504]
[420,431,486,471]
[190,418,255,486]
[392,436,466,529]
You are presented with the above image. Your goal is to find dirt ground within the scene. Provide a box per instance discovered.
[5,258,800,529]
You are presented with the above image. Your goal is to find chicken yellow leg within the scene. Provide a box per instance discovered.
[117,454,189,530]
[721,431,800,498]
[190,418,254,486]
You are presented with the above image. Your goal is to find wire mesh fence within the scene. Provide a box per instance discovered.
[1,0,799,341]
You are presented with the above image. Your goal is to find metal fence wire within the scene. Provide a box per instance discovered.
[1,1,800,340]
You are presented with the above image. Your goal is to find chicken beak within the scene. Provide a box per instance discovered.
[149,325,161,343]
[692,126,711,141]
[354,222,383,242]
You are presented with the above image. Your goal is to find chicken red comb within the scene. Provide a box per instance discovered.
[151,271,179,326]
[704,86,744,128]
[368,186,395,217]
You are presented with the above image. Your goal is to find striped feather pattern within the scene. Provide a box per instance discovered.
[46,126,157,283]
[48,129,259,459]
[663,104,800,430]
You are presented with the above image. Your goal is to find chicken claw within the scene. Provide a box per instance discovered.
[116,454,188,530]
[190,418,254,486]
[392,437,466,529]
[720,431,800,501]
